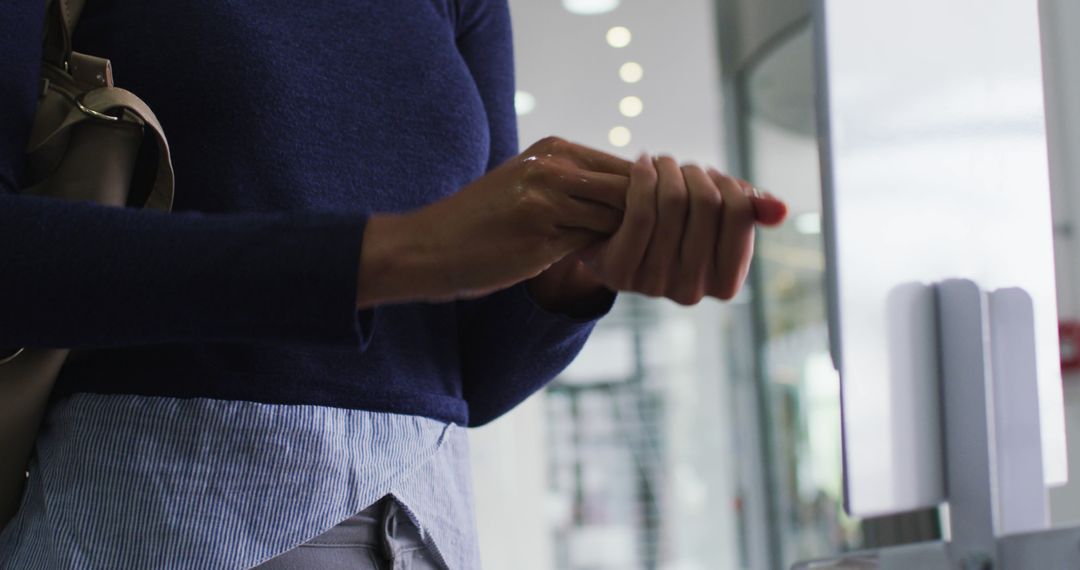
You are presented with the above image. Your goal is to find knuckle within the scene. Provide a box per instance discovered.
[541,158,570,179]
[637,267,668,297]
[523,158,566,186]
[516,187,544,208]
[535,135,567,154]
[680,163,704,179]
[706,168,727,187]
[715,281,739,301]
[715,173,741,194]
[641,283,665,298]
[656,155,678,169]
[518,191,555,220]
[524,156,552,175]
[733,177,756,194]
[668,283,693,305]
[669,272,704,306]
[716,172,738,186]
[673,290,701,306]
[632,160,659,185]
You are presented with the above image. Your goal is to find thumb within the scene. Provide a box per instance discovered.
[750,193,788,226]
[730,175,788,226]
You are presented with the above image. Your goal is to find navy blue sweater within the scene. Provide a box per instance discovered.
[0,0,611,426]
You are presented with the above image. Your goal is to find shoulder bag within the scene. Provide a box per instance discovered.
[0,0,175,526]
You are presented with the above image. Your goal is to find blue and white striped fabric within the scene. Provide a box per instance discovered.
[0,393,480,569]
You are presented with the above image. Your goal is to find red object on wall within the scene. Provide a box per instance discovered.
[1060,321,1080,372]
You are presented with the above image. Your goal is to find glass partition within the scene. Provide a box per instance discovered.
[741,23,859,565]
[738,20,941,568]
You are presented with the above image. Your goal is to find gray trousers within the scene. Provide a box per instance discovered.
[253,496,445,570]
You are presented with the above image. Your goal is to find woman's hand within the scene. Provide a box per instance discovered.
[569,153,788,305]
[355,137,631,308]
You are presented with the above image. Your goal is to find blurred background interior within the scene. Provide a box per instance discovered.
[468,1,1080,568]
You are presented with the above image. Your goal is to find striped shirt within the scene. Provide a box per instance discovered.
[0,393,479,569]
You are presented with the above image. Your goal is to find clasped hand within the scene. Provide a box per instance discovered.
[354,136,787,309]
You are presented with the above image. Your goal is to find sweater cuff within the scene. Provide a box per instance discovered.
[516,280,617,325]
[232,209,376,351]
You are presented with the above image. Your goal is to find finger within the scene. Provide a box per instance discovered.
[553,191,623,234]
[636,155,687,296]
[527,136,633,176]
[708,168,755,300]
[674,164,722,305]
[563,171,629,210]
[562,142,632,177]
[529,158,628,210]
[750,194,788,226]
[731,178,788,226]
[599,153,658,289]
[547,227,606,263]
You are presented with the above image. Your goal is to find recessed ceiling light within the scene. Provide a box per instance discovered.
[608,126,632,147]
[606,26,632,48]
[619,96,643,118]
[619,62,643,83]
[515,91,536,116]
[562,0,620,15]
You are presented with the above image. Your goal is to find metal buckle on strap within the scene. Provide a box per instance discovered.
[75,94,120,122]
[0,348,25,365]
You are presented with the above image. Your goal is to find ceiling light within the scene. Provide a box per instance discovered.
[619,62,643,83]
[606,26,632,48]
[515,91,536,116]
[608,126,632,147]
[619,96,643,117]
[562,0,620,15]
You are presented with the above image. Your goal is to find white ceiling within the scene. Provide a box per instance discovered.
[507,0,728,169]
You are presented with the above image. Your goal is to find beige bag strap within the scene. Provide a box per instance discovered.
[36,0,174,211]
[26,87,175,211]
[33,0,174,211]
[84,88,174,211]
[42,0,87,70]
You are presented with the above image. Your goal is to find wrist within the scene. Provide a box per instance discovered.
[355,213,429,309]
[526,257,613,318]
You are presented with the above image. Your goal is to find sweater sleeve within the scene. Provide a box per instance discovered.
[0,3,372,351]
[454,0,616,427]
